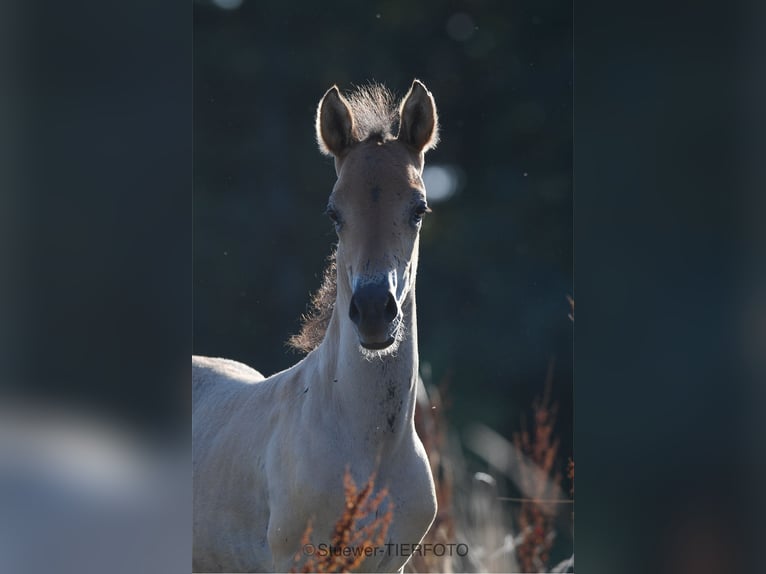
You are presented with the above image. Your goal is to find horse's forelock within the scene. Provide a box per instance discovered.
[346,84,398,143]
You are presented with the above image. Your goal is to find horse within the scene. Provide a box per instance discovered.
[193,80,440,573]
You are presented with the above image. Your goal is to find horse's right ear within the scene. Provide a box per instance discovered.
[316,86,355,157]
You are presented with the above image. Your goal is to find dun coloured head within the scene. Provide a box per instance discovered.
[315,80,439,354]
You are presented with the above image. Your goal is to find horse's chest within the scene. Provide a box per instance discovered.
[272,446,436,572]
[385,464,437,541]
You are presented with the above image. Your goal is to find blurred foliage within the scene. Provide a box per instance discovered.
[193,0,571,462]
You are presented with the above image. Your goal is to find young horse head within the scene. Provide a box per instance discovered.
[291,81,438,357]
[193,80,439,573]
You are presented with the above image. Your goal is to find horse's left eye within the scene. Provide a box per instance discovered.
[412,203,431,223]
[325,206,340,224]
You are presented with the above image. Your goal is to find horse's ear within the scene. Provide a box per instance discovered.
[397,80,439,153]
[316,86,355,157]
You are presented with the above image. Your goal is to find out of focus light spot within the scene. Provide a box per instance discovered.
[212,0,243,10]
[423,164,461,203]
[474,471,496,487]
[376,13,381,19]
[446,13,475,42]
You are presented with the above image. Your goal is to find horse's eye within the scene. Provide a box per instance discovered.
[412,202,431,224]
[325,206,341,228]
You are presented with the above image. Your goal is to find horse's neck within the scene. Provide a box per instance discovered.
[312,289,419,446]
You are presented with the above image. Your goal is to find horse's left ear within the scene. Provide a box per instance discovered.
[397,80,439,153]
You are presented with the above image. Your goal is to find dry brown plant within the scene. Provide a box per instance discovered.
[408,382,457,573]
[513,362,562,573]
[291,467,394,573]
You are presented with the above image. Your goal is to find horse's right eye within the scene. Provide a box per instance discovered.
[325,206,341,228]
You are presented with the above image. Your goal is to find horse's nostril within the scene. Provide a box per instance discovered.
[349,285,398,332]
[384,293,398,322]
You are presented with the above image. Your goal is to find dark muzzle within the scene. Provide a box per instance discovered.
[349,282,399,349]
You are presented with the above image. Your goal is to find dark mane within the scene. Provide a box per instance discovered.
[346,83,398,143]
[288,250,337,354]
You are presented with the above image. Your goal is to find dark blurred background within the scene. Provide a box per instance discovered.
[193,0,573,467]
[4,0,765,572]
